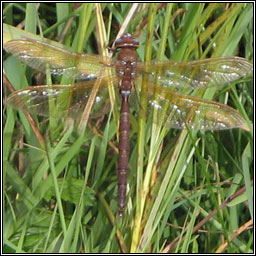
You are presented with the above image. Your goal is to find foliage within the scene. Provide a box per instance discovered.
[3,3,253,253]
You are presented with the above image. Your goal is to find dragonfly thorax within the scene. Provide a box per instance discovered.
[119,78,133,94]
[116,48,138,79]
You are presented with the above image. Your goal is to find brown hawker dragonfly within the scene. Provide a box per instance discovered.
[4,33,252,216]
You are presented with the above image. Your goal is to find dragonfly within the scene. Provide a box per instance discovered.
[4,33,252,216]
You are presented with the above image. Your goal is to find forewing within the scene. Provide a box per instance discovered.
[4,38,115,79]
[137,57,252,90]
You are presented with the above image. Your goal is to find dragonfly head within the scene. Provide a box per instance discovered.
[115,33,139,49]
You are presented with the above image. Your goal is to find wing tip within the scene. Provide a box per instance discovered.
[240,123,250,132]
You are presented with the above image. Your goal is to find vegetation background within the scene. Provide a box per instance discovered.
[3,3,253,253]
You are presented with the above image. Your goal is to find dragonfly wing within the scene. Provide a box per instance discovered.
[4,39,115,79]
[132,82,248,131]
[5,77,119,121]
[137,57,252,90]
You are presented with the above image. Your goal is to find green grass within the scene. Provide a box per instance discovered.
[3,3,253,253]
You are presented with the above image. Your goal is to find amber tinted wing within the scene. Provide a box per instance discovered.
[137,57,252,90]
[130,80,249,131]
[151,87,248,130]
[4,38,115,79]
[5,77,119,120]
